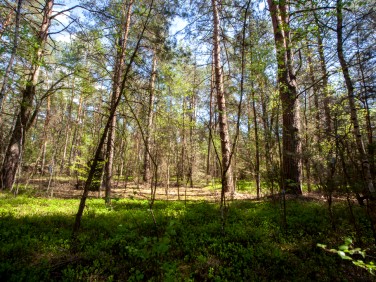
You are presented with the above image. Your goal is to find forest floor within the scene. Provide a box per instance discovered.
[21,176,253,201]
[20,176,341,203]
[1,177,375,281]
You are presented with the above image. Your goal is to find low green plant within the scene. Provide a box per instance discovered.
[318,237,376,275]
[0,195,374,281]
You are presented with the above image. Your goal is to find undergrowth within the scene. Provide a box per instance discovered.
[0,193,374,281]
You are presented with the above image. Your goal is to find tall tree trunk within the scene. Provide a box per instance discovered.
[60,81,75,173]
[211,0,234,194]
[312,8,332,136]
[251,89,261,199]
[68,93,84,176]
[306,45,320,140]
[355,41,375,181]
[1,0,53,190]
[206,56,215,182]
[267,0,302,194]
[0,0,22,114]
[73,0,154,237]
[104,0,133,204]
[336,0,374,196]
[0,6,14,40]
[0,0,22,160]
[40,95,51,175]
[143,51,157,184]
[188,66,197,188]
[179,96,186,189]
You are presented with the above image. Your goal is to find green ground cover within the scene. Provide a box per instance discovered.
[0,194,374,281]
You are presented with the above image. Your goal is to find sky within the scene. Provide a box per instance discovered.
[52,1,189,44]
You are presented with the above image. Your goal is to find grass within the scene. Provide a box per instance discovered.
[205,179,278,195]
[0,193,375,281]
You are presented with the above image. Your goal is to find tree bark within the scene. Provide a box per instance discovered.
[1,0,53,190]
[251,89,261,199]
[0,6,14,40]
[267,0,302,194]
[104,0,133,204]
[0,0,22,114]
[143,51,157,184]
[211,0,234,194]
[188,66,197,188]
[336,0,374,195]
[73,0,154,237]
[312,8,332,136]
[206,59,214,180]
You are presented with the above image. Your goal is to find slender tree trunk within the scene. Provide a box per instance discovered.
[189,67,197,188]
[211,0,234,194]
[60,82,74,173]
[312,9,332,136]
[41,95,51,175]
[0,7,14,40]
[251,90,261,198]
[68,94,83,175]
[303,90,311,193]
[206,58,215,182]
[179,97,186,188]
[267,0,302,194]
[355,46,374,181]
[143,51,157,184]
[306,45,320,140]
[73,0,154,238]
[104,0,133,204]
[1,0,53,190]
[0,0,22,114]
[336,0,374,196]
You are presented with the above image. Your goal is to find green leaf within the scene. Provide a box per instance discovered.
[345,237,353,246]
[317,243,326,249]
[339,245,348,251]
[338,251,352,260]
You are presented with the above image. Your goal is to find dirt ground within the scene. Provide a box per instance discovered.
[20,177,256,202]
[18,177,349,204]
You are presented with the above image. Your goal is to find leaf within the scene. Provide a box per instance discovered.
[345,237,353,246]
[317,243,326,249]
[339,245,349,251]
[338,251,352,260]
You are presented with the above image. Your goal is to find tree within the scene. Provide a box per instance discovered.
[73,0,157,236]
[143,50,157,184]
[211,0,234,195]
[336,0,375,226]
[1,0,54,190]
[104,0,134,204]
[267,0,302,194]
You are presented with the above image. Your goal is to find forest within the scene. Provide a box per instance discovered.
[0,0,375,280]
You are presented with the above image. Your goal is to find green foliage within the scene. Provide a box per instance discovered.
[318,237,376,275]
[0,194,374,281]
